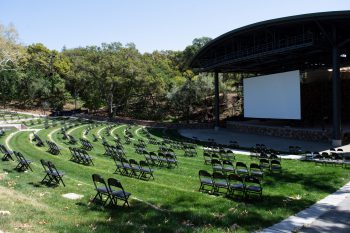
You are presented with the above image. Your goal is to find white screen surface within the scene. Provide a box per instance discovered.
[243,70,301,119]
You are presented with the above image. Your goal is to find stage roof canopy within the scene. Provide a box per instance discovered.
[189,11,350,74]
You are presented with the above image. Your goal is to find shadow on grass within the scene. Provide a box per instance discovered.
[60,189,314,233]
[265,168,341,194]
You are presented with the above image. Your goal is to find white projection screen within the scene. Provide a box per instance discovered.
[243,70,301,119]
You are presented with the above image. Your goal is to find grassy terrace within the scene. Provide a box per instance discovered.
[0,117,349,233]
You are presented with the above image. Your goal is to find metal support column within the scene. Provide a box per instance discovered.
[214,71,220,130]
[332,27,341,146]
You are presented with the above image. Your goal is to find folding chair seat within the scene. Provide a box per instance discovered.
[14,151,33,172]
[212,171,229,194]
[250,163,263,179]
[236,162,249,176]
[270,159,282,173]
[245,176,262,199]
[227,173,245,196]
[211,159,223,172]
[259,158,270,171]
[107,178,131,207]
[139,160,154,180]
[198,170,214,192]
[92,174,111,206]
[120,158,132,175]
[222,160,235,174]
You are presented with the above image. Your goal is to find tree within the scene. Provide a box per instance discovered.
[0,22,24,71]
[178,37,212,71]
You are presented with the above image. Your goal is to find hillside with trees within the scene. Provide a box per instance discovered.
[0,23,242,122]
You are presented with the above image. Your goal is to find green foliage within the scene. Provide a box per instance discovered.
[0,22,242,120]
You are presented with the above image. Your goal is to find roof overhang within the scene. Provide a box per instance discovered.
[189,11,350,74]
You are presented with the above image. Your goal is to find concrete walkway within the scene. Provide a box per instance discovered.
[259,182,350,233]
[300,196,350,233]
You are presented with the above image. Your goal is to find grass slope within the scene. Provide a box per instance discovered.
[0,118,349,233]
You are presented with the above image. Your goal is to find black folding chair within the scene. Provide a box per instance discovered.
[40,159,53,185]
[92,174,111,206]
[198,170,213,192]
[107,178,131,207]
[227,173,245,197]
[48,161,65,186]
[245,176,263,199]
[0,144,14,161]
[14,151,33,172]
[139,160,154,180]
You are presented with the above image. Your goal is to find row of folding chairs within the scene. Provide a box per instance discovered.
[80,138,94,151]
[46,140,61,155]
[69,147,94,165]
[40,159,65,186]
[251,144,277,155]
[306,151,345,166]
[143,151,177,168]
[203,151,235,164]
[92,174,131,207]
[32,133,45,147]
[250,152,281,161]
[147,137,159,145]
[259,159,282,172]
[211,160,265,178]
[199,170,262,199]
[113,157,154,180]
[103,144,126,158]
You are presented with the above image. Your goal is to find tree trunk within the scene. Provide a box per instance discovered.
[108,83,114,119]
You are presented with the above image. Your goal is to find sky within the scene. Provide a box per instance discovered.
[0,0,349,53]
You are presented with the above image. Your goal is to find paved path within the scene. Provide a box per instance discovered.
[300,196,350,233]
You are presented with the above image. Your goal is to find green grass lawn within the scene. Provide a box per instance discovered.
[0,118,349,233]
